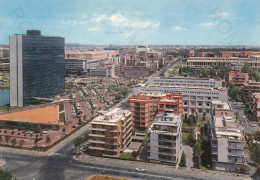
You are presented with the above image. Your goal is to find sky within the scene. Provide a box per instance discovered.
[0,0,260,46]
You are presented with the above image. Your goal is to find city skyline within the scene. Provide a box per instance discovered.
[0,0,260,46]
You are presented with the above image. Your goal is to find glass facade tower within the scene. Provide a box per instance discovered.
[10,30,65,107]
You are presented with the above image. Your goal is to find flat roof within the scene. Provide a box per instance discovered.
[0,105,60,125]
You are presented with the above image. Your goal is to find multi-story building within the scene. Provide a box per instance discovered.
[136,45,150,53]
[128,93,183,130]
[220,51,260,58]
[147,113,182,165]
[134,84,228,116]
[0,48,9,59]
[210,116,245,171]
[89,65,115,78]
[0,63,9,71]
[124,66,151,78]
[9,30,65,107]
[89,108,132,157]
[147,76,222,88]
[157,93,183,116]
[242,81,260,100]
[250,93,260,122]
[212,100,234,117]
[228,70,249,86]
[186,56,260,70]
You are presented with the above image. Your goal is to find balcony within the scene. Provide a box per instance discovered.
[88,146,105,150]
[89,133,105,138]
[89,127,105,131]
[88,140,105,144]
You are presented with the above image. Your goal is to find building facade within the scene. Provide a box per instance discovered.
[147,76,222,88]
[250,93,260,122]
[228,71,249,86]
[128,93,183,130]
[89,108,132,157]
[210,116,245,171]
[124,66,151,78]
[147,113,182,165]
[242,81,260,100]
[186,57,260,70]
[134,84,228,116]
[10,30,65,107]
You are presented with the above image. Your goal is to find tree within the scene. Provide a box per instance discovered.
[193,142,202,168]
[236,165,250,174]
[34,134,39,147]
[11,138,17,147]
[83,132,89,141]
[5,136,10,145]
[62,127,66,134]
[73,137,84,155]
[254,131,260,142]
[132,151,139,158]
[19,140,25,148]
[46,135,51,144]
[184,114,188,122]
[235,111,239,121]
[180,152,186,167]
[202,112,206,121]
[0,168,15,180]
[256,165,260,177]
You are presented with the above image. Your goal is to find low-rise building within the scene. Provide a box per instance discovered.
[89,108,132,157]
[228,71,249,86]
[242,81,260,100]
[147,113,182,165]
[250,93,260,122]
[128,93,183,130]
[210,116,245,171]
[147,76,222,88]
[186,56,260,70]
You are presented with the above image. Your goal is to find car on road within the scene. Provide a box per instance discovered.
[135,168,145,172]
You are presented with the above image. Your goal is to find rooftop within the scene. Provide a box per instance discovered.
[91,108,131,125]
[0,105,60,125]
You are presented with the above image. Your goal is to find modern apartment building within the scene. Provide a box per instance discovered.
[210,116,245,171]
[128,93,183,129]
[186,56,260,70]
[147,113,182,165]
[250,93,260,122]
[89,108,132,157]
[147,76,222,88]
[134,84,228,116]
[228,71,249,86]
[9,30,65,107]
[242,81,260,100]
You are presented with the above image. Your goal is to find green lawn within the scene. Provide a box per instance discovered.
[119,152,135,160]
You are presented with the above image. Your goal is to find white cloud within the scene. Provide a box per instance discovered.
[134,11,143,16]
[91,14,107,23]
[88,27,103,32]
[198,22,217,27]
[91,12,159,29]
[61,19,87,26]
[171,26,187,31]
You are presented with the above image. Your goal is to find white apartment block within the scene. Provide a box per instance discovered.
[186,56,260,70]
[210,116,245,171]
[147,113,182,164]
[134,84,228,116]
[147,76,222,88]
[65,59,106,72]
